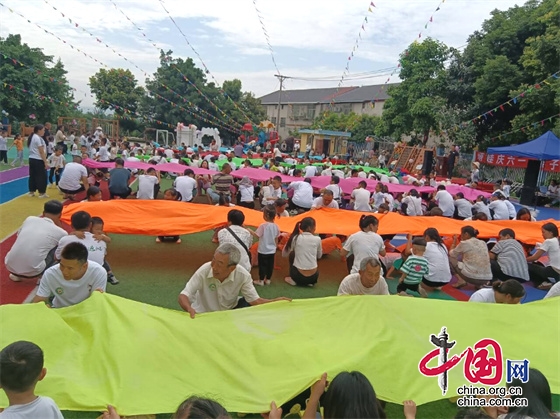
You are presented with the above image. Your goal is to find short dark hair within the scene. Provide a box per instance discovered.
[322,371,382,419]
[227,209,245,226]
[272,175,282,182]
[412,237,427,247]
[86,186,101,199]
[147,167,156,174]
[115,157,124,166]
[0,341,44,392]
[70,211,92,230]
[275,198,287,207]
[331,175,340,184]
[43,200,63,216]
[437,185,446,191]
[263,205,276,221]
[173,396,229,419]
[60,242,88,264]
[358,180,367,188]
[499,228,515,239]
[91,216,104,227]
[184,168,194,176]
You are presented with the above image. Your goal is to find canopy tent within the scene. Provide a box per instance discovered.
[487,130,560,160]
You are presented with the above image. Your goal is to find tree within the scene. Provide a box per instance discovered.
[310,111,380,142]
[378,38,450,144]
[89,68,144,132]
[0,34,78,125]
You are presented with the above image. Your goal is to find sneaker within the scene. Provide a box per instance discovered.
[264,279,271,285]
[176,238,182,244]
[284,277,296,286]
[9,274,22,282]
[38,194,49,198]
[107,274,119,285]
[253,280,264,286]
[155,237,161,243]
[27,192,35,197]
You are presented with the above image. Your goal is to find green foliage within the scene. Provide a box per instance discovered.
[311,111,380,142]
[0,34,78,124]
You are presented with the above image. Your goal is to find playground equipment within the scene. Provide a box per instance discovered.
[57,117,87,134]
[92,118,119,140]
[388,144,434,174]
[176,123,221,148]
[156,130,175,147]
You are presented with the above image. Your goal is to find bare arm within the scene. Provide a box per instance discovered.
[527,249,544,263]
[178,294,196,318]
[81,176,89,191]
[31,295,50,305]
[248,297,291,306]
[38,145,49,169]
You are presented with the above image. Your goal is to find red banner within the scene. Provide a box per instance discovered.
[475,152,560,173]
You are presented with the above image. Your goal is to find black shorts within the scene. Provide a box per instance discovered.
[397,282,420,293]
[422,278,448,288]
[290,265,319,286]
[59,185,85,195]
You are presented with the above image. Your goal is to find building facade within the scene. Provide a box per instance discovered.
[259,83,396,139]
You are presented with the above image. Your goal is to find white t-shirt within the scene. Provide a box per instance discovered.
[174,176,197,202]
[403,195,422,216]
[473,201,491,219]
[469,288,496,303]
[55,232,107,266]
[489,200,509,220]
[311,197,339,209]
[36,261,107,308]
[218,226,253,272]
[337,273,389,296]
[283,232,322,270]
[423,242,452,284]
[97,145,110,162]
[47,154,65,169]
[58,162,87,191]
[504,199,516,219]
[326,184,342,200]
[372,191,385,208]
[137,174,159,199]
[261,185,282,204]
[289,181,313,209]
[28,134,44,160]
[256,222,280,254]
[388,176,400,184]
[343,231,385,274]
[304,165,317,177]
[435,190,454,217]
[5,217,67,277]
[540,238,560,270]
[351,188,371,212]
[0,396,63,419]
[357,171,367,178]
[544,281,560,299]
[180,262,260,313]
[238,184,254,202]
[454,198,473,218]
[274,147,282,158]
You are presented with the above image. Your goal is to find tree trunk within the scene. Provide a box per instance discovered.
[422,130,429,146]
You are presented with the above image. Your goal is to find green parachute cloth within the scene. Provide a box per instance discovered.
[0,293,557,415]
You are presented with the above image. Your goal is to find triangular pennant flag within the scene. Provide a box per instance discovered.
[424,24,427,29]
[430,16,433,22]
[436,7,440,11]
[365,16,368,23]
[368,7,372,12]
[370,1,375,6]
[499,105,504,112]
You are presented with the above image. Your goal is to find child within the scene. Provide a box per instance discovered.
[137,167,160,200]
[397,237,429,297]
[501,179,512,199]
[0,129,7,164]
[0,341,63,419]
[9,134,24,167]
[86,185,103,201]
[156,188,182,244]
[250,206,280,286]
[47,147,65,187]
[90,217,119,285]
[71,138,80,156]
[46,137,55,157]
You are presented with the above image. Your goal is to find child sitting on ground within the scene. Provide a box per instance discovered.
[0,341,63,419]
[90,216,119,285]
[156,188,182,244]
[397,237,429,298]
[249,206,280,286]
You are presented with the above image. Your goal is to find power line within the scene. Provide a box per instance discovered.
[252,0,281,75]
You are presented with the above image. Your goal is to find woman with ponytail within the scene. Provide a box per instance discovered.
[282,217,322,286]
[27,124,50,197]
[450,226,492,288]
[420,228,452,290]
[469,279,525,303]
[526,222,560,290]
[340,215,386,274]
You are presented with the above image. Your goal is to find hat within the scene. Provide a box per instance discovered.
[472,162,480,168]
[492,191,505,198]
[96,126,102,130]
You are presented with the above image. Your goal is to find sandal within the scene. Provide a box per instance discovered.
[537,282,553,291]
[452,281,468,289]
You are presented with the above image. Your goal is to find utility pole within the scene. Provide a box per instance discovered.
[274,74,287,135]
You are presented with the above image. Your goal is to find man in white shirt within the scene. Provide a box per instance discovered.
[5,201,67,281]
[303,164,317,177]
[288,178,314,211]
[217,210,253,272]
[488,192,510,220]
[453,192,473,220]
[311,190,339,209]
[58,156,89,199]
[173,168,197,202]
[338,257,389,296]
[32,242,107,308]
[137,167,160,199]
[261,176,283,206]
[178,244,290,318]
[96,138,110,162]
[351,181,372,212]
[435,185,454,217]
[55,211,107,266]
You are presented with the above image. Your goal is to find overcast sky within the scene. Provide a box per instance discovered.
[1,0,523,110]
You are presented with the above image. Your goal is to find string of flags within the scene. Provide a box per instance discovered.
[157,0,256,125]
[252,0,281,75]
[2,82,80,110]
[369,0,448,106]
[486,113,560,142]
[105,0,243,131]
[1,2,240,134]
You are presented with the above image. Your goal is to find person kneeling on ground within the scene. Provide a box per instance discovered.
[282,217,322,287]
[178,243,291,318]
[397,238,429,297]
[32,242,107,308]
[338,257,389,296]
[107,158,132,199]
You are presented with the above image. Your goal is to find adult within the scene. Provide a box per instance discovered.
[282,217,322,286]
[325,176,343,204]
[351,181,372,212]
[54,211,106,266]
[233,142,244,158]
[472,195,492,219]
[526,222,560,290]
[236,176,255,209]
[273,145,283,163]
[453,192,473,220]
[32,242,106,308]
[207,163,234,204]
[5,201,67,281]
[137,167,160,200]
[261,176,283,206]
[470,162,480,184]
[178,244,289,317]
[96,138,110,163]
[274,198,289,217]
[337,257,389,296]
[340,215,385,274]
[435,185,454,217]
[489,228,530,282]
[288,178,313,212]
[57,155,89,200]
[311,190,339,209]
[93,126,103,141]
[27,124,50,198]
[516,207,536,222]
[401,189,422,216]
[447,145,459,177]
[108,158,132,199]
[468,279,525,303]
[544,282,560,299]
[42,122,51,144]
[54,125,67,154]
[217,210,253,272]
[488,191,509,220]
[174,169,197,202]
[450,226,492,288]
[303,164,317,178]
[420,228,452,290]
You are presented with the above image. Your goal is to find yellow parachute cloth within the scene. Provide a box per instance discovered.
[0,293,557,415]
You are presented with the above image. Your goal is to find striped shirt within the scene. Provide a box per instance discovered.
[401,255,429,284]
[212,173,234,195]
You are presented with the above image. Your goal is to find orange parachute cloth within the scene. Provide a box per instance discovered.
[61,201,559,245]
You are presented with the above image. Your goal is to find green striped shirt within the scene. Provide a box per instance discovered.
[401,255,429,284]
